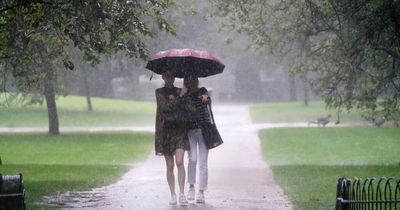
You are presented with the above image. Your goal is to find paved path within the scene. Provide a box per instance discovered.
[36,105,293,210]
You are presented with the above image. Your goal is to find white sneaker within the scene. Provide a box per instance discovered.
[187,188,195,201]
[169,194,177,205]
[179,193,189,206]
[196,192,205,203]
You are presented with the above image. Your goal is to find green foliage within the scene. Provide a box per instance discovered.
[0,132,154,209]
[0,0,175,134]
[259,127,400,209]
[208,0,400,120]
[0,0,175,99]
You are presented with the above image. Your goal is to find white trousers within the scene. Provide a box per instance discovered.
[187,128,208,190]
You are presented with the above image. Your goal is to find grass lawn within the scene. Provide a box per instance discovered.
[250,101,364,123]
[259,127,400,210]
[0,132,154,209]
[0,95,156,127]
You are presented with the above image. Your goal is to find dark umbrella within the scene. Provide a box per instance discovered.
[145,48,225,78]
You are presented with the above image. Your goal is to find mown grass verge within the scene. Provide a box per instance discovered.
[259,127,400,210]
[0,95,155,127]
[250,101,364,123]
[0,132,154,209]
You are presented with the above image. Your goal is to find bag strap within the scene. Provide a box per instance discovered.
[206,100,215,124]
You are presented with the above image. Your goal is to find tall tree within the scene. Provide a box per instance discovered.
[209,0,400,120]
[0,0,175,134]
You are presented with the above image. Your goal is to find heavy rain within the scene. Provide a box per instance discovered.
[0,1,399,210]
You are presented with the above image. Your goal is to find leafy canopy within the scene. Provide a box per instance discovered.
[0,0,176,100]
[209,0,400,120]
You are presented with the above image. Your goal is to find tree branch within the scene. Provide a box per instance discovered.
[375,46,400,60]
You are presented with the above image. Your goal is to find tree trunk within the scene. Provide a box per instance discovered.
[44,68,60,135]
[83,71,93,112]
[303,81,309,106]
[289,74,297,101]
[303,73,309,107]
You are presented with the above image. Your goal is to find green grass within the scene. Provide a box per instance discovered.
[250,101,364,123]
[259,127,400,210]
[0,132,154,209]
[0,95,156,127]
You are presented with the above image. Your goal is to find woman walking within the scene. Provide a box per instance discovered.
[182,75,210,203]
[155,71,190,206]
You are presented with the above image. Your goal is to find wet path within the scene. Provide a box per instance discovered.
[36,105,293,209]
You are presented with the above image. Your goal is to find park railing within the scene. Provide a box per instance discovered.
[336,177,400,210]
[0,173,25,210]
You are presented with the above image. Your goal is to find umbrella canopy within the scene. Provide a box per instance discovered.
[145,48,225,78]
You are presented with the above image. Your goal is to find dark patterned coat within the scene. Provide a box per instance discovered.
[155,86,193,156]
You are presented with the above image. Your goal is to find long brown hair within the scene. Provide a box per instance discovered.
[183,75,199,90]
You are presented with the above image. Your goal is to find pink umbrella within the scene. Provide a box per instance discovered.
[145,48,225,78]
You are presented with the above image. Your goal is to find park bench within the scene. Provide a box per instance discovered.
[0,174,25,210]
[336,177,400,210]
